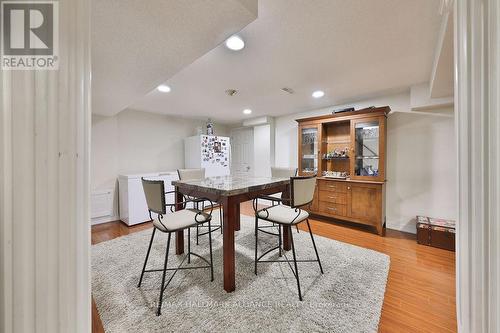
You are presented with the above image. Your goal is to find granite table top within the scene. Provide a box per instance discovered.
[172,176,290,196]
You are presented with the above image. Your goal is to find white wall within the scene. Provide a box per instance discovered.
[91,109,227,221]
[273,92,457,233]
[253,123,274,177]
[386,110,456,232]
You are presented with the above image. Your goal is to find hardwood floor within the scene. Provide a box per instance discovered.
[92,202,456,333]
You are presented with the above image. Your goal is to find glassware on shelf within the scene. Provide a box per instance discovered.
[300,127,318,173]
[354,120,380,177]
[323,146,349,160]
[322,170,349,179]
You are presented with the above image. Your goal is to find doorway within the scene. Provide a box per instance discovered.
[230,127,254,177]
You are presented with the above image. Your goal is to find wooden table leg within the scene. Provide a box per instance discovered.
[174,188,184,255]
[222,196,237,292]
[234,202,240,231]
[282,225,292,251]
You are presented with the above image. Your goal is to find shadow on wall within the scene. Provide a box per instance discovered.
[386,110,456,234]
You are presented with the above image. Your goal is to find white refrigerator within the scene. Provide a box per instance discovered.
[184,135,231,177]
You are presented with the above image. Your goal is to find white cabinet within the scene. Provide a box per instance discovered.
[118,171,179,226]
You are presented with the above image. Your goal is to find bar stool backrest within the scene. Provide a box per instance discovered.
[271,167,297,178]
[177,168,205,181]
[142,178,166,215]
[290,176,316,208]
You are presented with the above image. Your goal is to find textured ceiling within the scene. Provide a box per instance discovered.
[131,0,443,123]
[91,0,258,116]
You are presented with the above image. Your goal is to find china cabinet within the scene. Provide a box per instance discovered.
[296,106,389,235]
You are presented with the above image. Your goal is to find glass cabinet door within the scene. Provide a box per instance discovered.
[351,117,384,180]
[300,126,319,175]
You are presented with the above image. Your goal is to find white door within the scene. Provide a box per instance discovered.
[230,128,254,177]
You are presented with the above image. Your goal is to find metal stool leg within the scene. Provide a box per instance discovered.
[138,228,156,287]
[306,219,323,274]
[290,231,303,301]
[157,232,171,316]
[208,220,214,281]
[196,202,200,245]
[187,227,191,264]
[278,224,282,257]
[296,224,300,233]
[254,215,258,275]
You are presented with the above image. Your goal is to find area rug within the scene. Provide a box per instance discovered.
[92,214,390,333]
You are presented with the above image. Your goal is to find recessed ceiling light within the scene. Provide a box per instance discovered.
[157,85,171,93]
[312,90,325,98]
[225,35,245,51]
[243,109,252,115]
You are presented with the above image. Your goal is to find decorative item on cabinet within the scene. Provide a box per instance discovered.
[296,106,389,235]
[332,107,355,114]
[206,118,214,135]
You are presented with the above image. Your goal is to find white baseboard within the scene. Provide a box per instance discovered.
[91,215,120,225]
[386,218,416,234]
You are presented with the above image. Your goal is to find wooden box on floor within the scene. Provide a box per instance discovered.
[416,216,456,251]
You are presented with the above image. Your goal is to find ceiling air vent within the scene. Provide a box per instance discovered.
[225,89,238,96]
[281,87,294,94]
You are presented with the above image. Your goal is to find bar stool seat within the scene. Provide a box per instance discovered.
[152,209,211,232]
[256,205,309,225]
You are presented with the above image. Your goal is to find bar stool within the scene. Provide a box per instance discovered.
[137,178,215,316]
[258,167,300,234]
[253,175,323,301]
[177,168,223,244]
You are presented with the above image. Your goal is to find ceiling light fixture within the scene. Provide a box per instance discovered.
[157,85,171,93]
[225,35,245,51]
[243,109,252,115]
[312,90,325,98]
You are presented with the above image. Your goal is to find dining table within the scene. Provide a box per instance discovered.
[171,175,291,292]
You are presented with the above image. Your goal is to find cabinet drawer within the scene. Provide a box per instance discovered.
[318,190,347,204]
[319,201,347,217]
[318,181,347,193]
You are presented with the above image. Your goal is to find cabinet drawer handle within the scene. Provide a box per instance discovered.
[328,196,337,199]
[327,207,337,212]
[347,186,351,190]
[328,186,336,188]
